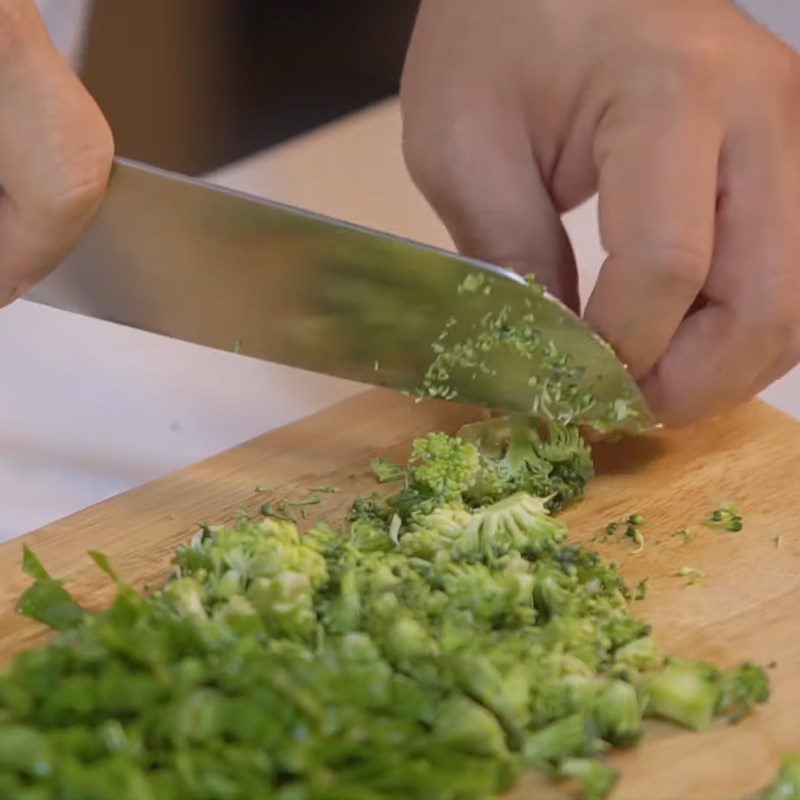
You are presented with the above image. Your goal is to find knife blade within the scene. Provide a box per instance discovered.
[26,157,656,432]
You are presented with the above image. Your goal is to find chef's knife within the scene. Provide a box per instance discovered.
[26,157,656,432]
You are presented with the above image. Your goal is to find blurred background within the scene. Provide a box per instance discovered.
[82,0,418,175]
[77,0,800,176]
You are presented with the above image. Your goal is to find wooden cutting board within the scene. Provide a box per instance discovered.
[0,388,798,800]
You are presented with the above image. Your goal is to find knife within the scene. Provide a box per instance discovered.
[27,157,655,432]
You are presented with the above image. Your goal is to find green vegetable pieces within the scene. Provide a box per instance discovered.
[763,754,800,800]
[0,426,771,800]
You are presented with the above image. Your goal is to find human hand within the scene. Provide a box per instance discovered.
[0,1,112,308]
[401,0,800,425]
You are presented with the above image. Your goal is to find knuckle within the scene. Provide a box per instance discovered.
[37,121,114,223]
[770,47,800,101]
[0,5,35,63]
[677,34,729,77]
[771,309,800,365]
[402,109,487,194]
[647,245,708,295]
[400,117,429,182]
[643,35,729,107]
[401,115,453,201]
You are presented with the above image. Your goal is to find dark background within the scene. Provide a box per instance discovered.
[82,1,419,175]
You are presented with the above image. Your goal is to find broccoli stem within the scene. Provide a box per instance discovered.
[646,659,721,731]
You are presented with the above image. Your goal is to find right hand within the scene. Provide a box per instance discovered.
[401,0,800,426]
[0,1,113,307]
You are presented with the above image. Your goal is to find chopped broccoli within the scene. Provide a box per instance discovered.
[433,696,508,757]
[646,658,723,730]
[409,432,480,499]
[2,423,770,800]
[385,432,480,520]
[592,679,643,746]
[718,662,770,722]
[416,271,644,430]
[614,636,661,672]
[703,502,744,532]
[459,416,593,511]
[763,754,800,800]
[559,757,618,800]
[371,457,405,483]
[523,713,601,768]
[457,492,567,559]
[676,566,706,585]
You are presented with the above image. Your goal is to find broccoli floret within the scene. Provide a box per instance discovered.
[523,713,601,768]
[459,416,593,511]
[161,577,207,620]
[349,518,395,553]
[763,754,800,800]
[591,680,643,746]
[613,636,661,672]
[442,562,535,628]
[382,433,480,520]
[247,570,318,639]
[302,522,343,557]
[409,432,481,499]
[457,492,567,559]
[348,492,391,524]
[433,696,510,758]
[718,662,770,722]
[646,658,723,730]
[646,658,770,732]
[559,757,618,800]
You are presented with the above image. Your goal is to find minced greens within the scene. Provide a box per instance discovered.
[0,427,769,800]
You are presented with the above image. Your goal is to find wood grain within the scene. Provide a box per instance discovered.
[1,389,799,799]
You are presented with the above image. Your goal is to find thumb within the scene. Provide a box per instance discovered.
[401,107,578,309]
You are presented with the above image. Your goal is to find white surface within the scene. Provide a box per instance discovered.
[0,302,362,539]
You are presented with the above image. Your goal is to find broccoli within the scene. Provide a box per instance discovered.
[763,754,800,800]
[523,713,602,768]
[718,662,771,722]
[646,658,724,730]
[703,501,744,532]
[433,696,509,758]
[613,636,661,672]
[384,432,481,520]
[559,757,618,800]
[456,492,567,559]
[416,271,645,431]
[459,416,593,511]
[371,457,405,484]
[4,423,770,800]
[591,679,643,746]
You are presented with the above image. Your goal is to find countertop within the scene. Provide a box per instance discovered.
[1,97,798,542]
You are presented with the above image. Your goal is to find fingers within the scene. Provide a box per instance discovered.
[0,2,113,305]
[401,91,579,307]
[584,102,722,379]
[641,110,800,426]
